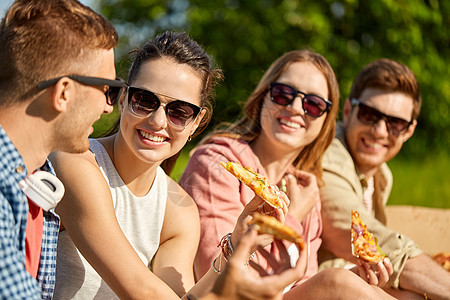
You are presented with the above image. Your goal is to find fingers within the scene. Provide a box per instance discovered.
[375,261,389,286]
[357,259,392,287]
[294,242,308,276]
[275,192,289,220]
[245,195,267,212]
[230,228,258,264]
[287,169,316,186]
[383,257,393,275]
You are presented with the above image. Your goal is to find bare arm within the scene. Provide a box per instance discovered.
[398,253,450,300]
[51,152,179,299]
[152,176,200,297]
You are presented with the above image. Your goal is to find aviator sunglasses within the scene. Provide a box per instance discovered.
[126,86,202,129]
[351,98,412,136]
[270,82,332,118]
[37,75,125,106]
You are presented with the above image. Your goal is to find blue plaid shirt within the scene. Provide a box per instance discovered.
[0,125,60,299]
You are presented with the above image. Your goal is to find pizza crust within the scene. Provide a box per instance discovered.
[249,212,305,250]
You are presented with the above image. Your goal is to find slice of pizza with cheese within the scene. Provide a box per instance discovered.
[351,210,386,264]
[432,252,450,272]
[249,212,305,250]
[220,161,282,209]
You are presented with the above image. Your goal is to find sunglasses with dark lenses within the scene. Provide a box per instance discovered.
[37,75,125,106]
[269,82,332,118]
[351,98,412,136]
[127,86,202,129]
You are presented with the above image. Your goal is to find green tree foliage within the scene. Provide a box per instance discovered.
[97,0,449,156]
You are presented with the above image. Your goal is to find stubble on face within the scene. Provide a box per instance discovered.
[343,88,415,176]
[51,49,116,154]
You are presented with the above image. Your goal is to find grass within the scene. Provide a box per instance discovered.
[169,148,450,209]
[387,151,450,209]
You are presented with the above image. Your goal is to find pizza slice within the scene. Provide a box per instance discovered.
[220,161,283,209]
[432,252,450,272]
[351,210,386,264]
[249,212,305,250]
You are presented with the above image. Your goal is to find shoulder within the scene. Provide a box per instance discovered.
[50,149,97,170]
[322,138,356,175]
[166,175,198,212]
[163,175,199,236]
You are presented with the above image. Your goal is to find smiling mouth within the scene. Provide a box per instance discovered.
[363,138,384,150]
[139,130,167,143]
[279,119,302,129]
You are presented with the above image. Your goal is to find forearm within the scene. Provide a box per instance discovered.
[187,255,224,298]
[398,253,450,300]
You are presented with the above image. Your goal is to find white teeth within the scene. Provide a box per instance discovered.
[139,130,166,142]
[280,119,301,129]
[365,141,382,149]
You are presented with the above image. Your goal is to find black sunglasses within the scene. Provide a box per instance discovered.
[126,86,202,129]
[351,98,412,136]
[37,75,125,106]
[270,82,332,118]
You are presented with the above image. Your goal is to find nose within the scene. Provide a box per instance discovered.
[104,101,114,114]
[147,105,167,129]
[371,118,390,137]
[288,95,306,115]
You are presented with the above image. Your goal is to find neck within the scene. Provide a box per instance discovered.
[105,133,159,197]
[356,165,378,178]
[0,105,50,173]
[250,136,301,184]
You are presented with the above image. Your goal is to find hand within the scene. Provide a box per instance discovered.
[283,169,320,222]
[210,228,307,300]
[231,193,290,253]
[354,257,393,287]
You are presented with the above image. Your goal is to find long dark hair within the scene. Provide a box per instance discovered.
[106,31,222,174]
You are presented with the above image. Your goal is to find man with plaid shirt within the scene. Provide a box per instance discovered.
[0,0,122,298]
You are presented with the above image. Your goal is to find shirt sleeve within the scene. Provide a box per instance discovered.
[320,142,422,288]
[179,144,247,279]
[0,193,41,299]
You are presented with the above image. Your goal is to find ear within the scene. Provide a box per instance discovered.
[51,77,72,113]
[190,108,207,136]
[402,119,417,143]
[342,98,353,126]
[118,88,127,114]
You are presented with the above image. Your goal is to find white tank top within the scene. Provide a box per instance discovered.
[54,139,167,299]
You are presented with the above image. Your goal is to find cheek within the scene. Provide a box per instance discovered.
[260,103,279,127]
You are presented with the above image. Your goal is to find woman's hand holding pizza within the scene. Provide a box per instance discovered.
[282,169,320,222]
[210,228,307,300]
[231,192,290,256]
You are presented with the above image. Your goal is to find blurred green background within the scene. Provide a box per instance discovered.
[91,0,449,209]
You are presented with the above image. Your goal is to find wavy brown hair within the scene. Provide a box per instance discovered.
[205,49,339,183]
